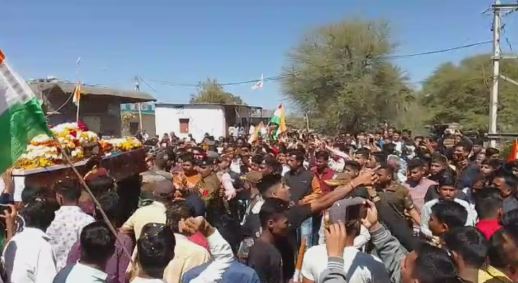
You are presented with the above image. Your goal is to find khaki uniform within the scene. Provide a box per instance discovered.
[198,173,221,201]
[379,182,415,219]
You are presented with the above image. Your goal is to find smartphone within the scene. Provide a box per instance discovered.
[328,197,366,224]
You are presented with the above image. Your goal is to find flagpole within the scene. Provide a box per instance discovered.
[75,57,81,124]
[75,95,80,123]
[135,76,143,133]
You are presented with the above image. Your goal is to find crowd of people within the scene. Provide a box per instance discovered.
[1,125,518,283]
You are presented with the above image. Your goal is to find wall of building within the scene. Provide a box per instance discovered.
[121,103,156,136]
[155,104,226,142]
[45,89,122,136]
[121,112,156,136]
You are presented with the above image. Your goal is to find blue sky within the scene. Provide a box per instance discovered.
[2,0,516,110]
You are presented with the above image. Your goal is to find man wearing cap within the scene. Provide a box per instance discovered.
[240,171,265,239]
[196,156,227,225]
[121,180,174,239]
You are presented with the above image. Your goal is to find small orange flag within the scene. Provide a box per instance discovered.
[507,140,518,162]
[72,83,81,106]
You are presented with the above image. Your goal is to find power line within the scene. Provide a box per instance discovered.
[384,40,492,59]
[144,40,493,88]
[137,76,160,93]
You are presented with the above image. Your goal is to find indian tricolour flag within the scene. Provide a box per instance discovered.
[270,104,287,139]
[0,50,50,173]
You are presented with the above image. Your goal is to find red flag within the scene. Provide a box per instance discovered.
[507,140,518,162]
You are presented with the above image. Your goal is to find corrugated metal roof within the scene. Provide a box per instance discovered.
[29,80,156,103]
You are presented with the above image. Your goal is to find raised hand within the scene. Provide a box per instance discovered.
[325,222,347,258]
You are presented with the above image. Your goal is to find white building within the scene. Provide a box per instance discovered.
[155,103,263,141]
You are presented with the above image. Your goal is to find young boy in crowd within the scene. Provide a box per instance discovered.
[475,188,503,239]
[444,227,489,283]
[427,200,468,241]
[54,222,116,282]
[420,174,476,238]
[486,224,518,282]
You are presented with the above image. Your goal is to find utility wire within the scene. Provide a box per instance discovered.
[144,40,493,88]
[384,40,492,59]
[137,76,160,93]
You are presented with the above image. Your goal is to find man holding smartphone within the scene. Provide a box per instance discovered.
[300,198,390,283]
[247,170,377,283]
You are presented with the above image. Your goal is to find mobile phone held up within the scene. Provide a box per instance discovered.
[328,197,367,224]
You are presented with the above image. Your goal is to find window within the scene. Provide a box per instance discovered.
[179,119,189,134]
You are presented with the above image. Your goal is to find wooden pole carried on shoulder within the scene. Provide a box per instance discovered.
[55,139,133,261]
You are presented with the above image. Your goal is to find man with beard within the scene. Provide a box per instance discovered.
[375,165,420,227]
[284,149,322,246]
[311,151,335,195]
[453,141,480,191]
[173,154,202,191]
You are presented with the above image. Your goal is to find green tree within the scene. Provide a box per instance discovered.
[420,54,518,133]
[281,19,414,133]
[190,78,245,105]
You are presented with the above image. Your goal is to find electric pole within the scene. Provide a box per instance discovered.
[488,0,518,147]
[489,0,501,148]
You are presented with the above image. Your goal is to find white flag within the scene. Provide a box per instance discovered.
[251,74,264,90]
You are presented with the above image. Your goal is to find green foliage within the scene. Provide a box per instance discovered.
[286,114,307,129]
[281,19,415,133]
[190,79,245,105]
[420,54,518,133]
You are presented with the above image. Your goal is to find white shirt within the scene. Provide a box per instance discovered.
[393,141,403,153]
[301,245,390,283]
[2,227,57,283]
[230,159,242,175]
[318,221,370,250]
[218,172,236,200]
[420,198,478,238]
[328,158,345,173]
[260,127,267,136]
[46,205,95,270]
[63,262,108,283]
[281,165,290,177]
